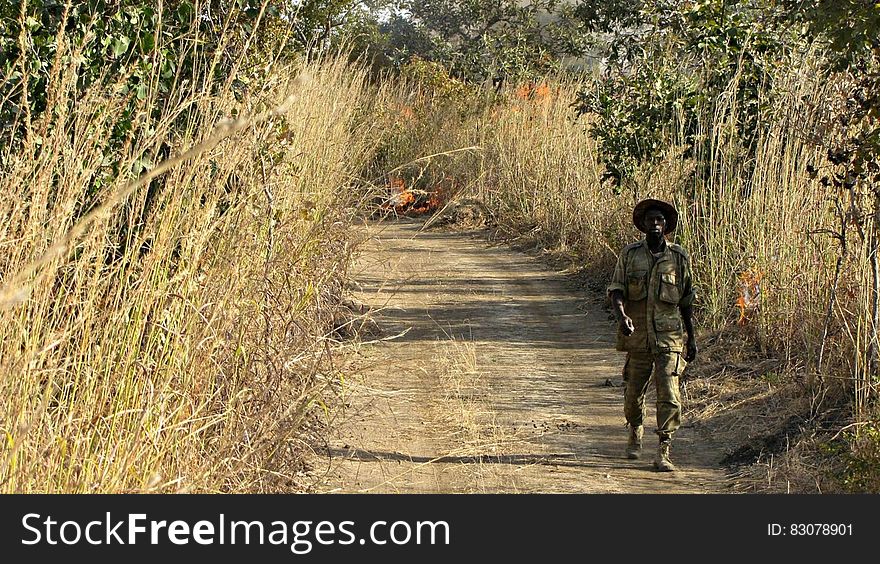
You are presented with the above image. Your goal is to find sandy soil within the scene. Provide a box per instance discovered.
[308,219,731,493]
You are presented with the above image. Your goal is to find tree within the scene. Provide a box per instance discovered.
[574,0,792,190]
[0,1,277,144]
[343,0,591,83]
[278,1,372,58]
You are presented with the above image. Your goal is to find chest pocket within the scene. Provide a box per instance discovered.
[627,271,648,301]
[659,271,680,304]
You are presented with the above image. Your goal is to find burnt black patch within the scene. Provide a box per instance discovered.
[721,415,805,466]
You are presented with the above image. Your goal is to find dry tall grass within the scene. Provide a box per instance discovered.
[0,20,379,491]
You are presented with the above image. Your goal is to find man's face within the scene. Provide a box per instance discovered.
[643,209,667,236]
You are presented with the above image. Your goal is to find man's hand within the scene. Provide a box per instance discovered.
[685,337,698,362]
[610,290,633,337]
[619,315,635,337]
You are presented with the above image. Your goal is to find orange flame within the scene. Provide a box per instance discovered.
[515,83,532,100]
[381,177,445,216]
[515,82,552,102]
[533,83,550,99]
[735,269,763,325]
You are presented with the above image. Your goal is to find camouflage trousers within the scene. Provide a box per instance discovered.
[623,351,686,441]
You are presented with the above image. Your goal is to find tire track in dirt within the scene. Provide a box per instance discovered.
[310,219,729,493]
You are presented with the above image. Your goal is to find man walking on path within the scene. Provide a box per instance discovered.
[607,199,698,472]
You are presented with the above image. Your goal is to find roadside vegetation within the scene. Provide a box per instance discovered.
[0,1,382,492]
[2,0,878,492]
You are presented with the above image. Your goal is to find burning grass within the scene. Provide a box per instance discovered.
[377,176,446,217]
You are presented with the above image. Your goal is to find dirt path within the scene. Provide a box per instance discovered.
[309,219,729,493]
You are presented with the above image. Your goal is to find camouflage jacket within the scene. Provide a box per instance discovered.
[607,239,695,353]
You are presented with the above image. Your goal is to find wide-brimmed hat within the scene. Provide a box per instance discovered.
[632,198,678,234]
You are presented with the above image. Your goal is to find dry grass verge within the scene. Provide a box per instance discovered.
[0,46,381,492]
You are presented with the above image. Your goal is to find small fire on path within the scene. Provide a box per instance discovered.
[381,176,444,216]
